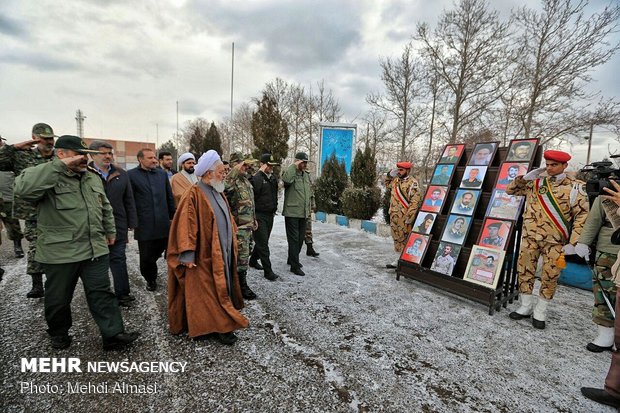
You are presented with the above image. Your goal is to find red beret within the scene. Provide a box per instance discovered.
[396,161,412,169]
[543,150,571,163]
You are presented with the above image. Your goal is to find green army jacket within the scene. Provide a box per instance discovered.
[224,167,256,229]
[0,144,54,220]
[14,158,116,264]
[282,164,312,218]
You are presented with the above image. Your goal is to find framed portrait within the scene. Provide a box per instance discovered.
[495,162,529,190]
[440,214,472,245]
[400,233,431,265]
[437,144,465,165]
[506,139,538,162]
[460,165,488,189]
[486,189,525,221]
[463,245,506,289]
[450,189,481,217]
[430,164,455,186]
[420,185,448,213]
[478,218,513,250]
[468,142,499,166]
[430,242,462,276]
[412,212,437,235]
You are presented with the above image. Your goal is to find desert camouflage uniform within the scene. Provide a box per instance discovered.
[0,144,54,275]
[388,174,423,252]
[506,175,589,299]
[225,167,256,272]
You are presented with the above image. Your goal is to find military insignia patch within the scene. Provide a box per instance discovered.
[538,186,547,195]
[578,183,587,196]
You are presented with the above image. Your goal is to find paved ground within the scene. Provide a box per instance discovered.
[0,217,615,412]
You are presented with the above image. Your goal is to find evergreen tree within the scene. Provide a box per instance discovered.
[350,147,377,188]
[184,118,211,155]
[157,139,178,161]
[314,153,348,214]
[251,92,289,163]
[204,122,223,155]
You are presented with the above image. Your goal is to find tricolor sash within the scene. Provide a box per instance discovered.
[535,177,570,241]
[395,181,409,209]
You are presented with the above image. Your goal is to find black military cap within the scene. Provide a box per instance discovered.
[55,135,102,154]
[295,152,311,162]
[260,153,280,165]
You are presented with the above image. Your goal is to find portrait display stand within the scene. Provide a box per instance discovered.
[396,141,542,315]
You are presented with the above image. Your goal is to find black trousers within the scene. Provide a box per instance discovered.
[42,255,124,338]
[253,212,275,272]
[137,238,168,283]
[285,217,306,270]
[109,240,130,297]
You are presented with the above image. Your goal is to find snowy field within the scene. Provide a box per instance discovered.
[0,216,615,412]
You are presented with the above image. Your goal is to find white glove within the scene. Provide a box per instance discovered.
[575,243,590,259]
[523,167,546,181]
[562,244,576,255]
[389,169,398,178]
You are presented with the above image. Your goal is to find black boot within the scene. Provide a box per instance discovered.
[249,258,263,270]
[26,274,44,298]
[306,243,320,257]
[13,239,25,258]
[0,267,4,282]
[238,271,257,300]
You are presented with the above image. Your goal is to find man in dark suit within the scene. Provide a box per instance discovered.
[129,148,176,291]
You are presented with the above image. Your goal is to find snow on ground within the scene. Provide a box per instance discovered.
[0,217,615,412]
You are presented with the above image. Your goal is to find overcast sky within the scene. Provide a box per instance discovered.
[0,0,618,167]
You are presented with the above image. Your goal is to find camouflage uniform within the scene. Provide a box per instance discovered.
[0,144,54,275]
[506,175,589,299]
[388,174,423,252]
[0,171,23,242]
[224,166,256,273]
[578,196,619,328]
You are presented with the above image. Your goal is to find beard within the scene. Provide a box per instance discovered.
[210,178,225,193]
[185,167,195,174]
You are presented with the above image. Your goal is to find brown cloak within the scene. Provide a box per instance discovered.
[167,185,249,337]
[170,172,193,207]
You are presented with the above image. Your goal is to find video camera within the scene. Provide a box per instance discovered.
[580,157,620,201]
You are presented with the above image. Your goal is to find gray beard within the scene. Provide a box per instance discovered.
[211,179,225,193]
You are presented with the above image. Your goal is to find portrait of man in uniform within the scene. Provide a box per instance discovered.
[431,164,454,186]
[479,219,512,250]
[463,246,506,289]
[430,242,461,276]
[450,189,480,216]
[438,144,465,164]
[496,163,528,190]
[460,166,487,189]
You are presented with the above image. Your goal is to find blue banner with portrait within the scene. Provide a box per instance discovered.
[319,124,356,175]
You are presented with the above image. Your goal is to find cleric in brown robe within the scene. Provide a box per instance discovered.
[167,150,249,345]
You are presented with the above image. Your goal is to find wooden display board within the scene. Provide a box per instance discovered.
[396,140,542,314]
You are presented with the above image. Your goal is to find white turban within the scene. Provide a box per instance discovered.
[177,152,195,168]
[194,150,221,177]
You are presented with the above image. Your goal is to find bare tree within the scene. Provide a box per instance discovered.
[308,80,342,163]
[512,0,620,143]
[367,42,424,160]
[416,0,512,142]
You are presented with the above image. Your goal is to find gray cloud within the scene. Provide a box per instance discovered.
[0,15,27,39]
[0,50,79,71]
[180,98,208,117]
[186,0,363,73]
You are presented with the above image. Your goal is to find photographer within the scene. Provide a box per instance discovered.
[577,194,618,353]
[581,180,620,408]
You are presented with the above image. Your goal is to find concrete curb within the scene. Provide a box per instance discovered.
[316,212,390,238]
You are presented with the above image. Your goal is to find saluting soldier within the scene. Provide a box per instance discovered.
[507,150,589,329]
[386,161,423,269]
[225,152,258,300]
[0,123,56,298]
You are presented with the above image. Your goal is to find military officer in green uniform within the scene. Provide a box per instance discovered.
[225,152,258,300]
[14,135,139,350]
[0,123,56,298]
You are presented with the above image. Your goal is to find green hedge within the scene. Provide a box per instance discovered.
[342,186,382,220]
